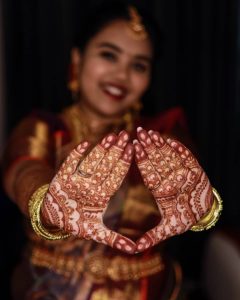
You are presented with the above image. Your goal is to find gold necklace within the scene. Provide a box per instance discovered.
[60,104,135,144]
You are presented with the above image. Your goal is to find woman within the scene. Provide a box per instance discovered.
[2,1,222,299]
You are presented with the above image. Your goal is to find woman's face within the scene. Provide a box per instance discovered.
[75,19,153,118]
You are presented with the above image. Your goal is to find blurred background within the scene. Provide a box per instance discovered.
[0,0,239,299]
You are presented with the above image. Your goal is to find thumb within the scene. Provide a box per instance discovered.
[135,223,167,253]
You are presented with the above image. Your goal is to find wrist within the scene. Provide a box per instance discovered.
[8,159,55,216]
[40,189,60,230]
[191,187,223,232]
[40,206,59,231]
[29,184,71,240]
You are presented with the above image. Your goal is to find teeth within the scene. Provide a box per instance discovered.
[105,85,124,96]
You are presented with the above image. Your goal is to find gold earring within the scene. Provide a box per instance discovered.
[67,63,80,100]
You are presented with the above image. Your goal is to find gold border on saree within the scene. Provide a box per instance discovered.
[30,246,164,283]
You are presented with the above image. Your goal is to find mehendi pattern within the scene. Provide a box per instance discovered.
[133,128,213,252]
[42,131,136,253]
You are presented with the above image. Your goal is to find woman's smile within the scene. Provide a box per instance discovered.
[100,82,128,102]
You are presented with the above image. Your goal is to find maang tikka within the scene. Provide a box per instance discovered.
[127,6,147,40]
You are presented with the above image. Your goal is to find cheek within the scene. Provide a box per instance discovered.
[80,59,107,84]
[132,74,150,96]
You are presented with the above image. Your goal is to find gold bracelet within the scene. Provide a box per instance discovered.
[191,187,223,232]
[28,184,71,240]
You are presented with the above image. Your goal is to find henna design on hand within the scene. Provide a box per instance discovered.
[42,131,136,254]
[133,127,213,253]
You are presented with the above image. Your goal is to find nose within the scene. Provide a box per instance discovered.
[114,62,130,82]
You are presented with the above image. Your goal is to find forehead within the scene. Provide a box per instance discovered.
[86,19,153,57]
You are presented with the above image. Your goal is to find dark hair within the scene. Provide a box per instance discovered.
[74,0,163,61]
[72,0,164,115]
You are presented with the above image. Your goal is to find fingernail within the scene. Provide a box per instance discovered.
[107,135,115,142]
[125,245,133,252]
[119,130,126,135]
[133,139,139,144]
[137,243,145,251]
[137,127,143,132]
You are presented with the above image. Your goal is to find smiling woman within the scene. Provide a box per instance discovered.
[75,19,152,119]
[1,1,220,299]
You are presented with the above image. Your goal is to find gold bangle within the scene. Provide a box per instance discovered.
[28,184,71,240]
[191,187,223,232]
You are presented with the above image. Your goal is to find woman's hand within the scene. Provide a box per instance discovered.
[133,127,213,253]
[41,131,136,254]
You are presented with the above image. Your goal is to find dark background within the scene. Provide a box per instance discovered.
[1,0,239,299]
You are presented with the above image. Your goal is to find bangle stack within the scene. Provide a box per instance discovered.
[28,184,70,240]
[191,187,223,232]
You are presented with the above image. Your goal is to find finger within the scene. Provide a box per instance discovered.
[136,199,196,253]
[134,140,161,191]
[136,127,154,149]
[133,137,148,163]
[135,223,167,253]
[100,143,134,197]
[136,128,172,179]
[137,128,165,170]
[148,130,184,175]
[61,141,90,174]
[94,226,136,254]
[78,133,117,176]
[135,232,155,253]
[144,129,173,178]
[81,217,135,254]
[111,232,136,254]
[149,133,202,195]
[91,131,129,185]
[166,137,199,169]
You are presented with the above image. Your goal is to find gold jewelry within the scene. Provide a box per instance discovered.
[127,6,147,40]
[31,246,164,282]
[191,187,223,232]
[78,168,92,178]
[29,184,71,240]
[78,159,94,178]
[122,100,142,132]
[67,59,80,102]
[67,79,79,94]
[61,104,136,145]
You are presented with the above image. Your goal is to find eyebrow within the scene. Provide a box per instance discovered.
[97,42,152,63]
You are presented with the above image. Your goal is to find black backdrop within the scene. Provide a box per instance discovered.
[1,0,240,298]
[3,0,239,225]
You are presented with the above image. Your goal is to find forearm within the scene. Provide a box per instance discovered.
[1,115,58,217]
[4,159,55,217]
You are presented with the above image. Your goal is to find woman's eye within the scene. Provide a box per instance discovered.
[100,51,117,61]
[132,62,148,73]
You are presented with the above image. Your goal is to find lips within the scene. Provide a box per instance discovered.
[101,83,128,101]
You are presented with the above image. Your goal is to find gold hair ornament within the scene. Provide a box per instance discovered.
[127,6,147,40]
[29,184,71,240]
[191,187,223,232]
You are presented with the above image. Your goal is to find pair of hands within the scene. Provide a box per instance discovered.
[41,127,213,254]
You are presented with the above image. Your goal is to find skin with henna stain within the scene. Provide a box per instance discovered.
[41,131,136,254]
[133,127,213,253]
